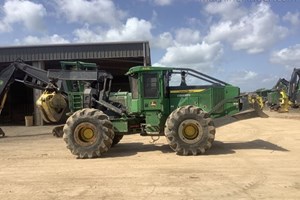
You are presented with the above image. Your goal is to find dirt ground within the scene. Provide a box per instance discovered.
[0,113,299,200]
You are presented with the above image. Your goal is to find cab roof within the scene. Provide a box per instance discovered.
[126,66,173,75]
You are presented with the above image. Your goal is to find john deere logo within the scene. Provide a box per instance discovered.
[150,101,157,107]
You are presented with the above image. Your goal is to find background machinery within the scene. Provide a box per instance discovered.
[0,60,267,158]
[266,78,290,112]
[264,68,300,112]
[288,68,300,107]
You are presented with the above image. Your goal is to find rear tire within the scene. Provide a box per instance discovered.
[164,105,215,155]
[63,108,114,158]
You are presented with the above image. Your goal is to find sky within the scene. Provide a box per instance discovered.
[0,0,299,92]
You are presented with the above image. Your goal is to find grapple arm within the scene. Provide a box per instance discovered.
[0,61,53,98]
[0,64,16,113]
[0,61,65,122]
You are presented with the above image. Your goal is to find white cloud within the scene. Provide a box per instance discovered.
[283,11,300,26]
[270,44,300,68]
[153,0,173,6]
[233,70,258,83]
[15,34,70,45]
[0,0,46,32]
[73,25,103,43]
[205,3,288,54]
[159,41,223,69]
[205,1,246,21]
[175,28,201,45]
[153,32,174,49]
[0,21,10,32]
[186,17,203,27]
[151,28,201,49]
[73,18,153,42]
[229,70,259,91]
[106,18,153,41]
[55,0,126,26]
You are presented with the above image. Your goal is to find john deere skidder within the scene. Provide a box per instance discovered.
[0,61,267,158]
[63,66,267,158]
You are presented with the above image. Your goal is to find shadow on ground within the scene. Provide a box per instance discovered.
[0,133,51,138]
[103,139,288,158]
[208,139,288,155]
[103,142,174,158]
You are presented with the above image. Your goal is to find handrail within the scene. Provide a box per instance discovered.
[174,67,230,86]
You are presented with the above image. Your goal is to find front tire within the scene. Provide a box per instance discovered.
[164,105,215,155]
[63,108,114,158]
[112,135,123,147]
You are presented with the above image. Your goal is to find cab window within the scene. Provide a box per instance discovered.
[143,73,159,98]
[129,74,138,99]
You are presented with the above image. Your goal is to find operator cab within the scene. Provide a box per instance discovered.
[127,66,172,114]
[126,66,239,118]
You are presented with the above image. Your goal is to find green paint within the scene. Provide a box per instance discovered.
[59,61,98,113]
[114,65,241,135]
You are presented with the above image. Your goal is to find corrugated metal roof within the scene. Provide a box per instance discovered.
[0,41,151,64]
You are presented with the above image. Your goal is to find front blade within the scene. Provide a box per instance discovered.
[232,101,269,120]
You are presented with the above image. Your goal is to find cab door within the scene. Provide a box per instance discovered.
[142,72,162,111]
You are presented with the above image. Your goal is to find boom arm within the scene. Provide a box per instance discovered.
[288,68,300,103]
[0,61,56,113]
[273,78,289,90]
[0,65,15,113]
[0,60,117,122]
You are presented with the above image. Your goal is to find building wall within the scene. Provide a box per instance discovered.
[0,42,151,64]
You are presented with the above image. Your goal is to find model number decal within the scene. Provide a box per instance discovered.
[176,94,191,97]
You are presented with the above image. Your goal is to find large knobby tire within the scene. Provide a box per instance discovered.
[164,105,216,156]
[63,108,114,158]
[112,135,123,147]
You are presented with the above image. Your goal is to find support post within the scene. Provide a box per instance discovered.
[32,61,45,126]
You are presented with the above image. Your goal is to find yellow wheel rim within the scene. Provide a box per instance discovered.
[80,128,94,141]
[178,119,203,144]
[74,122,97,146]
[183,123,198,139]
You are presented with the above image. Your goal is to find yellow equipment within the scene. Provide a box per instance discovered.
[278,90,290,113]
[36,91,67,123]
[248,93,264,109]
